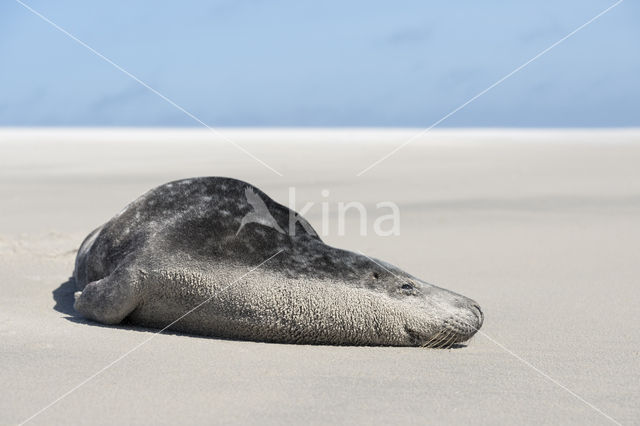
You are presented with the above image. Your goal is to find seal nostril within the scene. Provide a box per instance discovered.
[471,304,484,324]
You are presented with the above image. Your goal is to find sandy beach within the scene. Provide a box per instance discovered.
[1,128,639,425]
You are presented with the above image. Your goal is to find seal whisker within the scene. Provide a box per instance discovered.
[441,330,456,349]
[444,332,458,349]
[432,330,452,349]
[428,327,452,348]
[422,331,444,348]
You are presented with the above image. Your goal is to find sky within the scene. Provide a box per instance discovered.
[0,0,638,127]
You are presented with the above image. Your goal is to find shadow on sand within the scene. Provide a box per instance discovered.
[52,277,77,317]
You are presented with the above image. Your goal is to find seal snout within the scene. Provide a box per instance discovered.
[435,294,484,346]
[438,290,483,325]
[455,298,484,337]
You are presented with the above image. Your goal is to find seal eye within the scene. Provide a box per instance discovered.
[401,283,414,290]
[372,272,380,279]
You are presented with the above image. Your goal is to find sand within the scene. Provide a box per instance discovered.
[1,128,639,425]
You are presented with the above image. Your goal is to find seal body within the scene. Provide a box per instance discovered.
[73,177,483,347]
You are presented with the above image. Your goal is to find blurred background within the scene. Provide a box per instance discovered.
[1,0,638,128]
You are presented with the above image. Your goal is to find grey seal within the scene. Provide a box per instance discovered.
[73,177,483,347]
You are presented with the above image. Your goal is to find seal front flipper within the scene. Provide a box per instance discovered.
[74,266,142,325]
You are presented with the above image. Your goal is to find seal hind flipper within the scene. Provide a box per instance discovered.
[74,266,141,325]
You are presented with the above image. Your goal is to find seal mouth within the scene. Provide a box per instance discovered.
[405,304,484,348]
